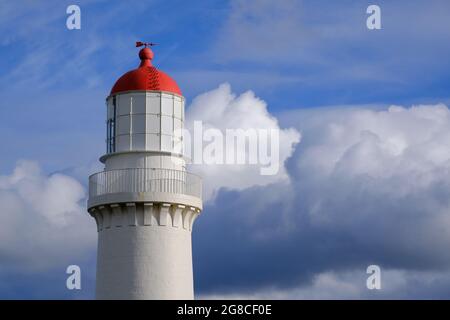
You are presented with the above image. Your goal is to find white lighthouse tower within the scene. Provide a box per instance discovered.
[87,43,203,300]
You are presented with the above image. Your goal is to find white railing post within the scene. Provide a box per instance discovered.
[89,168,202,200]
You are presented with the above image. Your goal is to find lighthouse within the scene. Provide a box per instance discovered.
[87,43,203,300]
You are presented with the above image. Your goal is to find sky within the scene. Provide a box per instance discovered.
[1,0,450,299]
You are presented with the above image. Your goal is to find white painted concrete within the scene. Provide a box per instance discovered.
[93,203,199,299]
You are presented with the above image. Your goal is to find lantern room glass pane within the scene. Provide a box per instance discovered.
[116,135,130,151]
[174,99,182,119]
[132,134,145,150]
[161,96,173,116]
[132,95,146,114]
[106,97,117,153]
[147,133,160,150]
[117,115,130,135]
[146,114,160,133]
[181,101,185,120]
[161,115,173,135]
[161,134,172,152]
[174,118,182,132]
[146,95,160,114]
[118,95,131,116]
[131,114,145,134]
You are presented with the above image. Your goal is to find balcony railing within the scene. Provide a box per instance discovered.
[89,168,202,200]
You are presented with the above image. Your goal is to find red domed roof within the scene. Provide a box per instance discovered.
[110,47,181,96]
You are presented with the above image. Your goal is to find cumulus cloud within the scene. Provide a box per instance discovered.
[186,83,301,201]
[194,103,450,298]
[289,103,450,250]
[0,160,95,273]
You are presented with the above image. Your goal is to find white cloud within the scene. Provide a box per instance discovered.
[186,83,300,201]
[285,104,450,262]
[0,160,95,273]
[292,104,450,231]
[195,103,450,298]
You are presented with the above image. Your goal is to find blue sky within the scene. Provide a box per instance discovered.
[1,0,450,299]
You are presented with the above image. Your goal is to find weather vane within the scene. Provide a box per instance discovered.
[136,41,158,48]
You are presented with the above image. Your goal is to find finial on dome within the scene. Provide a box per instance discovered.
[110,42,182,95]
[136,41,157,67]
